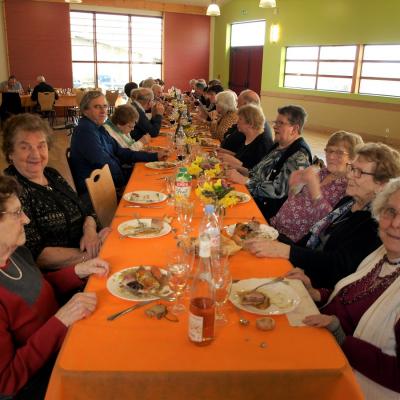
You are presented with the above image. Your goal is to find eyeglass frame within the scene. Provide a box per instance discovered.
[381,206,400,221]
[324,148,349,158]
[270,120,294,128]
[346,163,375,179]
[0,207,25,219]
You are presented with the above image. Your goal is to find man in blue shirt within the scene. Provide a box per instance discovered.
[70,91,166,196]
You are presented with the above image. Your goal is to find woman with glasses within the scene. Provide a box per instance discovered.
[3,113,110,270]
[285,178,400,399]
[210,90,238,142]
[270,131,363,243]
[246,142,400,288]
[103,104,151,151]
[0,174,109,399]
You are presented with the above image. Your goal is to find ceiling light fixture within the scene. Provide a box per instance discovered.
[259,0,276,8]
[65,0,83,4]
[206,1,220,17]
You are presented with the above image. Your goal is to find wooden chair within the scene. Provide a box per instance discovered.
[85,164,117,228]
[105,90,119,115]
[38,92,56,126]
[67,88,86,122]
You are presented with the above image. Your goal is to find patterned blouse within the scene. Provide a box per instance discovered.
[5,165,90,260]
[270,167,347,242]
[210,111,238,142]
[103,119,144,151]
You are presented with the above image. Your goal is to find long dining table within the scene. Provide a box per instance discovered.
[45,132,364,400]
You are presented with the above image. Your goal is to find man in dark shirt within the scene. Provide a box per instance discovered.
[30,75,59,102]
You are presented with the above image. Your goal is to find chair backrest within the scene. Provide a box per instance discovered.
[105,90,119,106]
[74,89,86,108]
[38,92,55,111]
[85,164,117,228]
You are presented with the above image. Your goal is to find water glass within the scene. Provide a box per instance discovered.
[212,253,232,326]
[175,200,194,234]
[164,175,175,206]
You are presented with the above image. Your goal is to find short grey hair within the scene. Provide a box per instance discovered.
[36,75,46,83]
[80,90,106,113]
[372,177,400,221]
[132,87,154,103]
[141,78,156,88]
[216,91,237,114]
[239,89,261,106]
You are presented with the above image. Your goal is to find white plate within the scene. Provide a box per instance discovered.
[229,278,300,315]
[145,161,177,170]
[107,266,171,301]
[225,223,279,240]
[118,219,171,239]
[123,191,167,204]
[230,191,251,204]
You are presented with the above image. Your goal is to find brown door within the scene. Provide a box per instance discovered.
[229,46,263,95]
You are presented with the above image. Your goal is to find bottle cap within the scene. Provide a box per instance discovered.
[205,204,215,214]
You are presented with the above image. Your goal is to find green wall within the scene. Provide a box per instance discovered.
[213,0,400,104]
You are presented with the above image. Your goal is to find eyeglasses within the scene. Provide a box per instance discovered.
[271,120,292,128]
[324,148,349,158]
[346,163,375,179]
[93,105,108,110]
[0,208,25,219]
[381,206,400,221]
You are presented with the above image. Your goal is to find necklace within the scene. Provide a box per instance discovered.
[384,254,400,266]
[0,257,23,281]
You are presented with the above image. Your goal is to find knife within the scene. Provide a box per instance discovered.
[124,205,163,209]
[107,299,155,321]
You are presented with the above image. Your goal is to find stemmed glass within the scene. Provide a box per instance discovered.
[164,175,175,206]
[167,250,190,315]
[175,200,194,234]
[212,253,232,326]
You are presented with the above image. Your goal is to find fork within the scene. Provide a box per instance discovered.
[250,276,285,291]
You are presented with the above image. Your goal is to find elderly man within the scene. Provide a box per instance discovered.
[220,89,273,153]
[0,75,23,93]
[130,87,164,141]
[226,105,312,220]
[151,84,163,101]
[30,75,58,102]
[70,91,166,197]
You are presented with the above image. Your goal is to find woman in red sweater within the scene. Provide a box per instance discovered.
[0,175,109,399]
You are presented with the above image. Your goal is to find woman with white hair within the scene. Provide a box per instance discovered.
[286,177,400,399]
[211,90,238,142]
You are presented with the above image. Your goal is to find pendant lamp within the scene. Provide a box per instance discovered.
[206,1,221,16]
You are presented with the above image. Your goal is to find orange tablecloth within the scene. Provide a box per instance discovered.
[45,135,363,400]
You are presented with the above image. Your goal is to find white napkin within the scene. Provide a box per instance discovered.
[286,279,320,327]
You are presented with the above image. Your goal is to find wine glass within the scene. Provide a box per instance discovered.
[175,200,194,234]
[212,253,232,326]
[164,175,175,206]
[167,250,190,315]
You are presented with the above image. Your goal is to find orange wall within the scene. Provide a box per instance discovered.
[164,12,210,91]
[5,0,73,90]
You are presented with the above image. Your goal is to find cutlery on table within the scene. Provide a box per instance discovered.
[107,300,155,321]
[250,276,285,291]
[124,205,163,209]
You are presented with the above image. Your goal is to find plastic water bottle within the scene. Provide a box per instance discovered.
[175,167,192,199]
[199,204,220,255]
[188,234,215,346]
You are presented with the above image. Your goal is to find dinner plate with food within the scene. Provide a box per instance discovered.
[145,145,168,152]
[107,266,171,301]
[123,190,167,204]
[224,220,279,245]
[229,278,300,315]
[118,218,171,238]
[145,161,177,170]
[230,191,251,204]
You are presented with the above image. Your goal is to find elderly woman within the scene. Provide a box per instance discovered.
[0,174,109,399]
[70,91,166,196]
[103,104,151,151]
[286,178,400,399]
[247,142,400,288]
[218,104,272,170]
[210,90,238,142]
[3,113,109,269]
[270,131,364,243]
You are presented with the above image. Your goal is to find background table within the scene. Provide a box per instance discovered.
[45,135,363,400]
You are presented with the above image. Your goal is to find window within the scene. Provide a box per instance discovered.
[284,45,357,93]
[359,45,400,97]
[70,12,162,90]
[231,21,266,47]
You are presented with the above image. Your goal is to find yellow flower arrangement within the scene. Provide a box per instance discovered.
[187,156,223,178]
[195,179,239,208]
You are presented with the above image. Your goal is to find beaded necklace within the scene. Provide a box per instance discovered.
[339,255,400,305]
[0,258,23,281]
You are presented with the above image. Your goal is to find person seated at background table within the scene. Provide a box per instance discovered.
[218,104,273,170]
[130,87,164,141]
[209,90,238,142]
[0,174,109,399]
[30,75,59,102]
[193,80,209,107]
[227,105,312,220]
[0,75,23,93]
[208,78,222,87]
[270,131,363,243]
[151,83,163,101]
[2,113,110,269]
[104,104,151,151]
[70,91,166,197]
[220,89,273,154]
[285,177,400,399]
[140,77,156,88]
[124,81,138,99]
[247,142,400,289]
[195,84,224,122]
